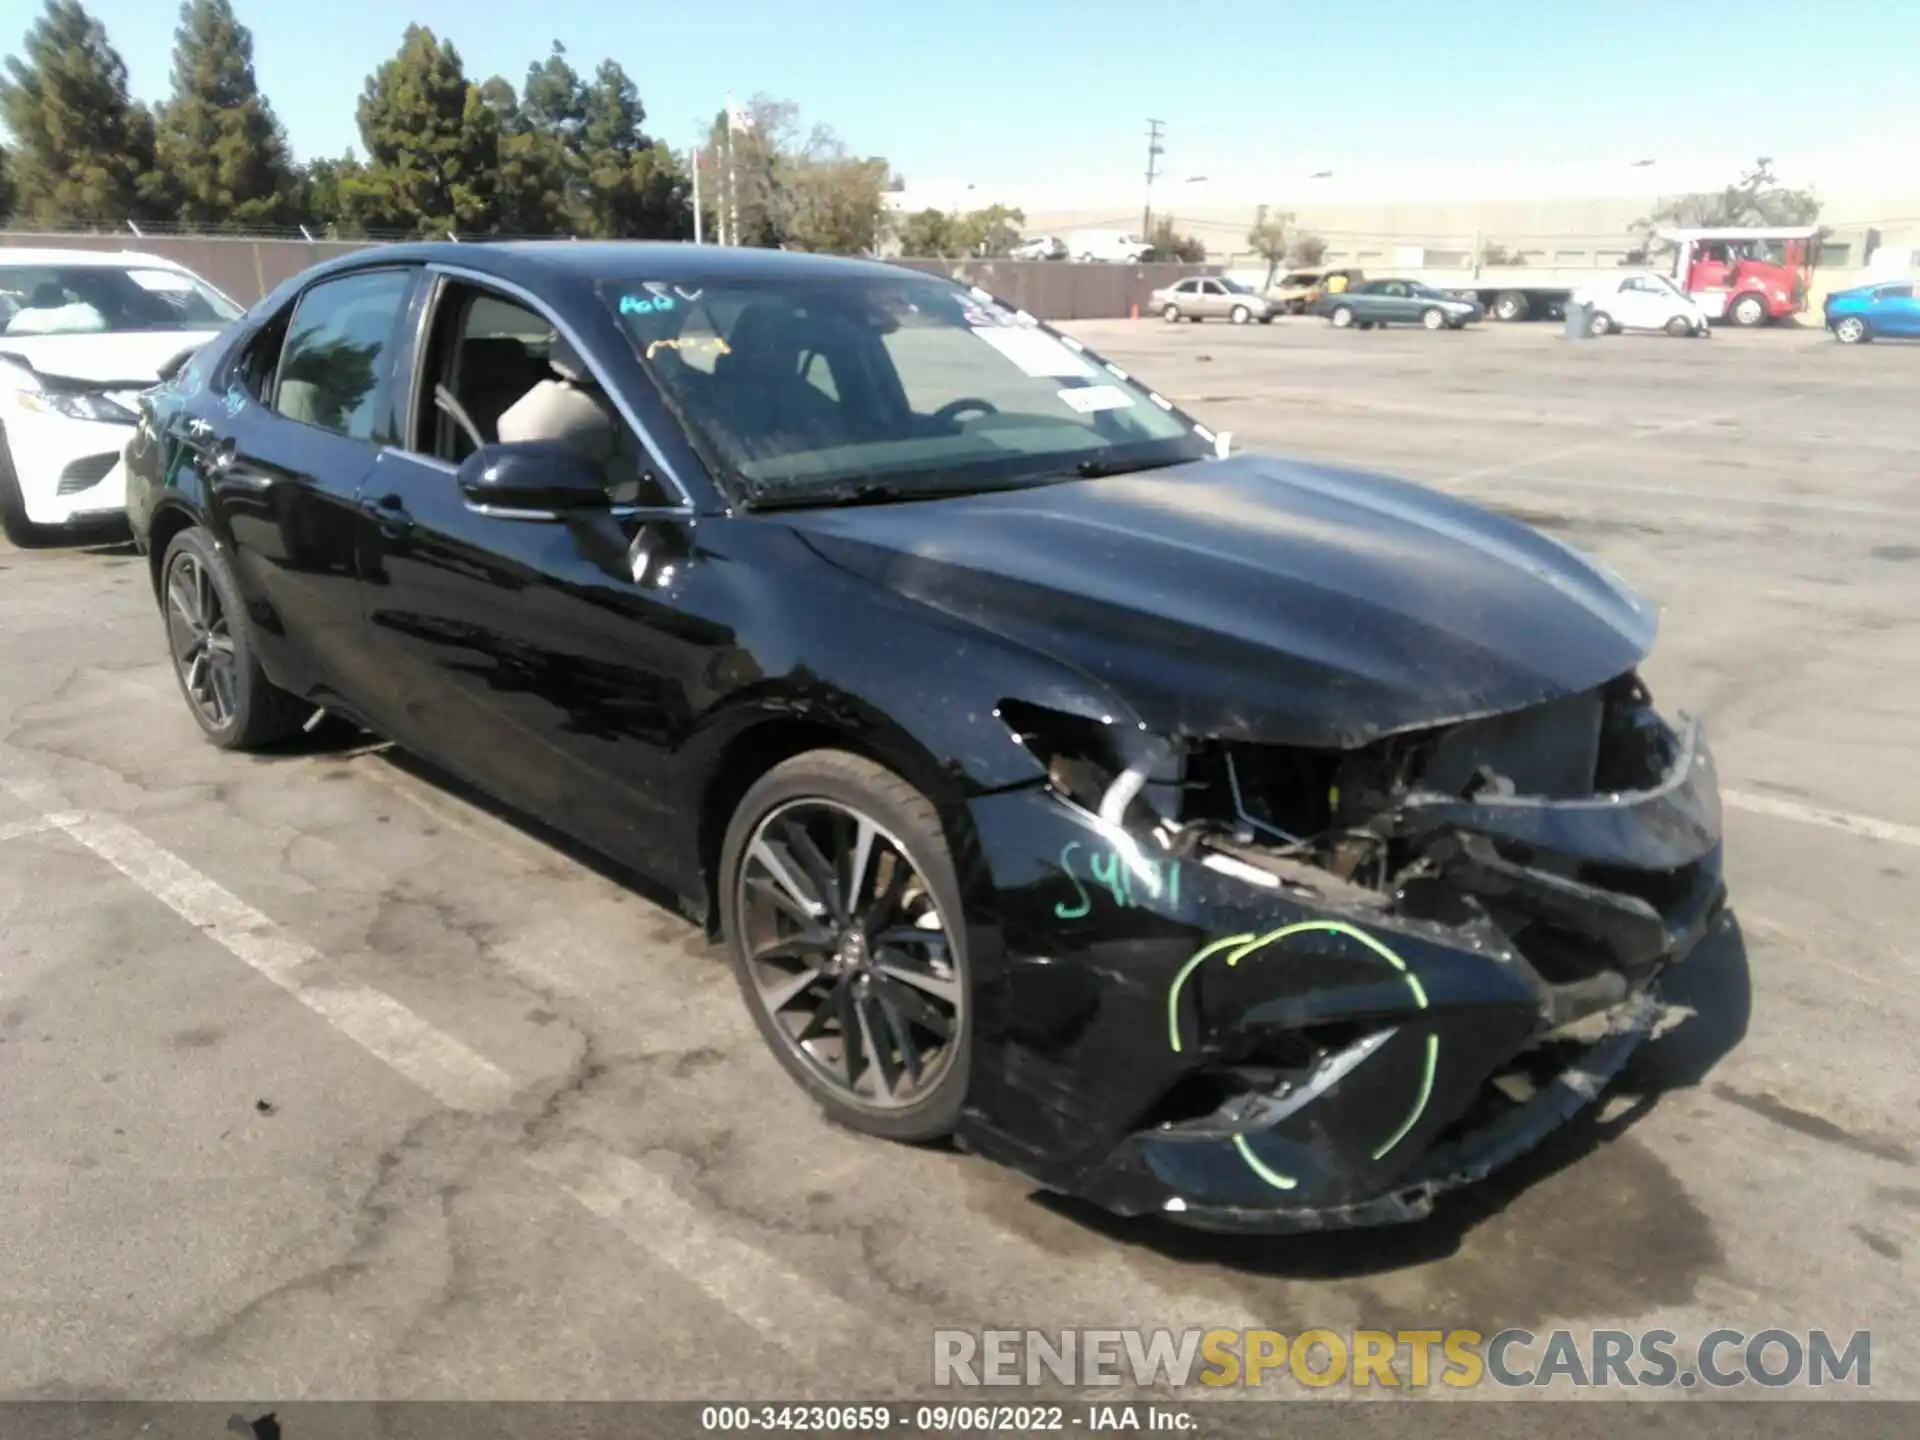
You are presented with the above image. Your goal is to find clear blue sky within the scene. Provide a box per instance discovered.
[31,0,1918,190]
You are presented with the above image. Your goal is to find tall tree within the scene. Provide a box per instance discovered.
[0,143,16,223]
[572,59,687,238]
[151,0,298,228]
[350,24,498,234]
[1246,206,1293,288]
[0,0,159,227]
[707,95,890,253]
[297,152,364,234]
[1629,158,1821,260]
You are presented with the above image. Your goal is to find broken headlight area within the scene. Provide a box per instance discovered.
[1173,672,1724,1023]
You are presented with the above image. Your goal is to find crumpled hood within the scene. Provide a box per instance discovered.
[782,453,1659,748]
[0,330,220,388]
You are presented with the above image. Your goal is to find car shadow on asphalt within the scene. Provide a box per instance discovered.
[1029,914,1753,1279]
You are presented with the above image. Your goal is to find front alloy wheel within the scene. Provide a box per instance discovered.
[726,767,968,1139]
[1834,316,1870,345]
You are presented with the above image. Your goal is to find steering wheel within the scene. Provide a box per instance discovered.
[929,397,998,430]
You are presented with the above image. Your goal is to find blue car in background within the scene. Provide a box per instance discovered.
[1824,281,1920,343]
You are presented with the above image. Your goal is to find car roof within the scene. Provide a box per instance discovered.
[0,247,194,270]
[318,240,913,287]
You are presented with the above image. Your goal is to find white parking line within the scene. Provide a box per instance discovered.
[526,1143,868,1366]
[0,762,864,1363]
[1724,790,1920,850]
[0,775,519,1114]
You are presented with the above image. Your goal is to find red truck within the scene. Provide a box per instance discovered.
[1659,225,1819,327]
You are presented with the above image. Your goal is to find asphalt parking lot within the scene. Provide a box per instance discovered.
[2,315,1916,1404]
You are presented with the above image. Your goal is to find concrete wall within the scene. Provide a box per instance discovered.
[0,232,1213,320]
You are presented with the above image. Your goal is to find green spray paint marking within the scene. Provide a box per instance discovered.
[1054,839,1180,920]
[1370,1033,1438,1162]
[1164,919,1439,1191]
[1232,1134,1298,1190]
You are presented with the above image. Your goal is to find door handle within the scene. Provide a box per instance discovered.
[367,494,414,538]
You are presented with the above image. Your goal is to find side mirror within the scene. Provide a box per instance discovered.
[457,442,610,519]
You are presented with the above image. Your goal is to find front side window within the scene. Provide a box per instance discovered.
[273,269,413,441]
[604,274,1207,505]
[0,263,242,336]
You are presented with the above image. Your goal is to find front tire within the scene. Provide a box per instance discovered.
[1666,316,1695,337]
[720,750,971,1143]
[1834,316,1872,345]
[1422,307,1446,330]
[1588,311,1614,337]
[161,527,314,749]
[0,425,55,548]
[1730,293,1768,327]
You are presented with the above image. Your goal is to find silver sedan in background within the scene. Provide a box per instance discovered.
[1151,275,1281,324]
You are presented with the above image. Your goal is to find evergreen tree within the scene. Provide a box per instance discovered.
[574,59,687,239]
[350,24,498,235]
[151,0,298,228]
[298,152,364,234]
[0,0,159,227]
[482,67,567,235]
[0,144,16,223]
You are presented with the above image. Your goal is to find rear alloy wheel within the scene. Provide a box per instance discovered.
[1331,305,1355,329]
[1493,291,1530,322]
[1730,293,1768,327]
[162,528,314,749]
[721,751,970,1142]
[1834,316,1871,345]
[1422,307,1446,330]
[1230,304,1252,325]
[1162,303,1181,323]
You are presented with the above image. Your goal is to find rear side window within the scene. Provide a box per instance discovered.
[273,269,414,441]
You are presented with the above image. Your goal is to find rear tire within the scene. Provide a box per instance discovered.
[1230,304,1251,325]
[720,750,971,1143]
[1492,290,1530,322]
[1162,303,1181,323]
[160,527,314,749]
[1330,305,1355,329]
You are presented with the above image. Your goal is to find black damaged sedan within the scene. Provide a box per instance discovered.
[124,242,1725,1232]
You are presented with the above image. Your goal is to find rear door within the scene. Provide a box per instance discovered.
[1195,279,1228,317]
[198,264,418,706]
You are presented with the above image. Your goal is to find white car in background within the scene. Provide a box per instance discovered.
[1573,272,1712,338]
[0,249,243,545]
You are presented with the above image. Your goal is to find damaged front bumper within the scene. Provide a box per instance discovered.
[955,696,1726,1233]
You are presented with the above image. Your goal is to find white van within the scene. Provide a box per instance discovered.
[1066,230,1153,264]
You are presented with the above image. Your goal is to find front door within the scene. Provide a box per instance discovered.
[351,274,719,888]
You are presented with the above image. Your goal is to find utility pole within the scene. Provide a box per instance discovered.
[692,146,704,245]
[1141,119,1165,240]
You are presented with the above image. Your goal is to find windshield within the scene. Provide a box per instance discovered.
[1218,278,1257,294]
[1407,283,1449,299]
[604,274,1210,505]
[0,264,243,337]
